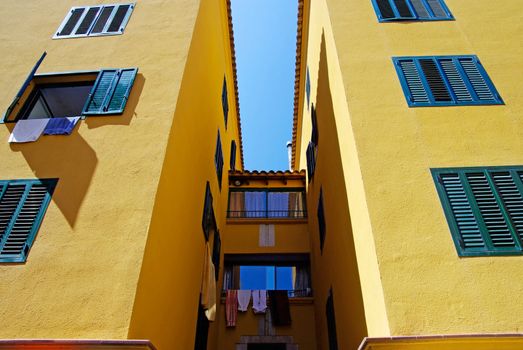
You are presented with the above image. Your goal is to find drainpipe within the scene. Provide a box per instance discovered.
[286,141,293,171]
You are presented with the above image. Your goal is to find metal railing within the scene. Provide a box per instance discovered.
[222,288,313,298]
[227,210,307,219]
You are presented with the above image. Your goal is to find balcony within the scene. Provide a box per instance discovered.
[227,189,307,219]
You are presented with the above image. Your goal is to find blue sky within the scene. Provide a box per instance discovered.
[231,0,298,171]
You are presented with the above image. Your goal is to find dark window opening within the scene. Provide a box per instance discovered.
[326,288,339,350]
[223,254,312,297]
[318,188,326,252]
[17,82,94,120]
[215,131,224,190]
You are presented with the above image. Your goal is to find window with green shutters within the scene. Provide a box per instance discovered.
[215,131,224,190]
[393,56,503,107]
[371,0,453,21]
[222,77,229,129]
[3,64,138,123]
[82,68,138,115]
[432,166,523,256]
[0,179,57,263]
[54,3,135,39]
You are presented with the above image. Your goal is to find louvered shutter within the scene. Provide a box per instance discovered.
[0,179,57,263]
[465,172,517,249]
[394,56,503,106]
[437,173,485,250]
[395,58,430,104]
[433,168,523,256]
[326,289,339,350]
[82,68,138,115]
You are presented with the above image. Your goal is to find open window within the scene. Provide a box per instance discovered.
[3,54,138,123]
[223,254,312,297]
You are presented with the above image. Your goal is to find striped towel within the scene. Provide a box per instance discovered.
[226,290,238,327]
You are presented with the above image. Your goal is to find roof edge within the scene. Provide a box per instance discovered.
[291,0,306,170]
[226,0,245,170]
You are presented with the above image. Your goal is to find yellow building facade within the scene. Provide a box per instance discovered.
[1,0,523,349]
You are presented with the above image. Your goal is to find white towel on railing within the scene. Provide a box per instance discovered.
[252,290,267,314]
[259,225,275,247]
[9,118,49,143]
[237,290,251,312]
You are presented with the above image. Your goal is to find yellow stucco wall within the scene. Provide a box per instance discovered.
[0,0,204,340]
[296,0,391,346]
[298,0,523,342]
[127,0,241,348]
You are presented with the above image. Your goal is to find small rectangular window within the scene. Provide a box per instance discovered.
[393,55,503,107]
[212,230,221,281]
[306,142,317,182]
[54,3,135,39]
[371,0,453,21]
[222,77,229,129]
[202,182,216,242]
[230,140,237,171]
[318,188,326,252]
[432,166,523,256]
[215,131,224,190]
[326,288,339,350]
[0,179,57,263]
[306,67,311,108]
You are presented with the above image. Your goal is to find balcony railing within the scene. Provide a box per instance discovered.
[227,209,307,219]
[222,288,313,298]
[228,189,307,219]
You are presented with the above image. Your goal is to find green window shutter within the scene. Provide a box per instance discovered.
[0,179,57,263]
[394,56,503,107]
[396,59,430,104]
[433,167,523,256]
[82,68,138,115]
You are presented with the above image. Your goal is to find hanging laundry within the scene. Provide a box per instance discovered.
[237,289,251,312]
[200,243,216,321]
[8,118,49,143]
[268,290,291,326]
[225,290,238,327]
[252,290,267,314]
[43,117,80,135]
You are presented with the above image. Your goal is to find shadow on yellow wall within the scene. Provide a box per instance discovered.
[5,74,145,227]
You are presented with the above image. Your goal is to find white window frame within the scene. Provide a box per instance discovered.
[53,3,135,39]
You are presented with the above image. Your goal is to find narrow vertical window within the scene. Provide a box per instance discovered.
[214,131,224,190]
[326,288,339,350]
[222,77,229,129]
[318,188,326,252]
[306,67,311,109]
[230,140,237,171]
[202,182,216,241]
